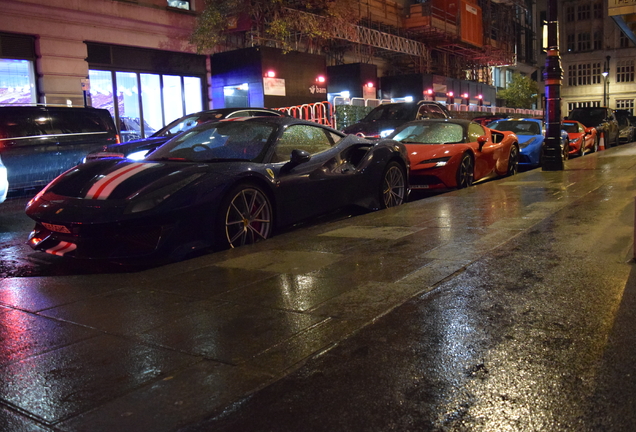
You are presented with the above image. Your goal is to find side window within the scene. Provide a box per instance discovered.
[468,123,485,142]
[49,110,80,134]
[417,104,447,119]
[427,105,448,119]
[272,125,334,162]
[0,112,40,139]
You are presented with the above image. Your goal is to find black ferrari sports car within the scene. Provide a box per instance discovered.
[26,117,409,261]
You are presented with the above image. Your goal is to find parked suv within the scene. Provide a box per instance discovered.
[566,107,619,148]
[342,101,451,138]
[615,109,636,144]
[0,106,118,195]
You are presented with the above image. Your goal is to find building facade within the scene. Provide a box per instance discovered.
[1,0,540,135]
[1,0,207,140]
[537,0,636,115]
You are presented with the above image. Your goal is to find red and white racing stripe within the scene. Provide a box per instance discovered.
[45,241,77,256]
[85,163,156,200]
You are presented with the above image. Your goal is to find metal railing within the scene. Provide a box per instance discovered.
[276,101,335,127]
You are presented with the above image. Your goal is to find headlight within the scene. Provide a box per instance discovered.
[519,138,538,149]
[380,129,395,138]
[124,173,204,214]
[127,149,150,161]
[419,157,451,167]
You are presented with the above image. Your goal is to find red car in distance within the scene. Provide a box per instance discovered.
[561,120,598,157]
[389,119,519,190]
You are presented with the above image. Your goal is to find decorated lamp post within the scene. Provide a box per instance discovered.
[542,0,564,171]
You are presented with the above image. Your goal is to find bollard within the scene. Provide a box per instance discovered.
[598,131,605,151]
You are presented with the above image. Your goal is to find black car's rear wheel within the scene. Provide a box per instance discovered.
[218,183,273,249]
[380,161,406,208]
[456,153,474,188]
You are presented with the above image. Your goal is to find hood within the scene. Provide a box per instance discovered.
[517,134,542,144]
[109,136,169,155]
[404,143,467,167]
[45,160,210,201]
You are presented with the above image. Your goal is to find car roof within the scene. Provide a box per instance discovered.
[222,116,344,132]
[402,118,474,126]
[190,107,284,116]
[498,118,543,123]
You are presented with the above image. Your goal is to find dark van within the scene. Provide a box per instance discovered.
[0,106,118,194]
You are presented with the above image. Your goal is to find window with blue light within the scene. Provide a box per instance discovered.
[167,0,190,10]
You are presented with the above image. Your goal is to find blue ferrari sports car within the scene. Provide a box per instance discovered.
[26,117,409,261]
[488,118,569,167]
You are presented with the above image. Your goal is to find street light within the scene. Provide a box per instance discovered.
[603,55,611,107]
[602,70,608,106]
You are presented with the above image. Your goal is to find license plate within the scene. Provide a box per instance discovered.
[42,222,71,234]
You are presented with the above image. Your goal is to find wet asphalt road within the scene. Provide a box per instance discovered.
[1,146,636,431]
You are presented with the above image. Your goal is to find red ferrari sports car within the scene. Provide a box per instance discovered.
[561,120,598,157]
[389,119,519,190]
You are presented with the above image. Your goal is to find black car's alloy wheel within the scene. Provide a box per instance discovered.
[456,153,474,188]
[220,184,273,248]
[381,161,406,208]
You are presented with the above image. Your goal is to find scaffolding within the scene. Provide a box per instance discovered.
[215,0,527,83]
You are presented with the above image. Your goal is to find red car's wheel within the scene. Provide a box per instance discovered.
[507,145,519,176]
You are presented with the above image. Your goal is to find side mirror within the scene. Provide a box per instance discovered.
[289,149,311,166]
[477,135,488,151]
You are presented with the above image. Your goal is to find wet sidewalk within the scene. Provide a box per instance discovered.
[2,145,636,431]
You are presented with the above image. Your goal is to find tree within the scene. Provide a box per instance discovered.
[189,0,359,54]
[497,73,539,109]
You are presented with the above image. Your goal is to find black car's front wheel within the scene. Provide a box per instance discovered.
[456,153,474,188]
[380,161,406,208]
[217,183,273,249]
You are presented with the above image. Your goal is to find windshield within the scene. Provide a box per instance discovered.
[392,123,464,144]
[152,113,226,138]
[490,120,542,135]
[147,121,276,162]
[568,109,606,126]
[363,104,414,122]
[562,123,579,133]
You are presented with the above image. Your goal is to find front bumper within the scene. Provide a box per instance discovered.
[27,220,170,260]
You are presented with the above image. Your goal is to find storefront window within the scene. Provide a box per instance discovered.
[116,72,143,142]
[184,76,203,114]
[89,69,204,141]
[163,75,184,125]
[0,59,36,105]
[141,73,162,136]
[88,70,115,115]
